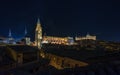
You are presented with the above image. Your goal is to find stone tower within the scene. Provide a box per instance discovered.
[24,25,27,36]
[35,18,42,49]
[9,29,12,38]
[24,26,31,45]
[8,29,14,44]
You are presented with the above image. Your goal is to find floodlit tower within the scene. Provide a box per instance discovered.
[35,18,42,49]
[24,26,31,45]
[25,25,27,36]
[9,29,12,38]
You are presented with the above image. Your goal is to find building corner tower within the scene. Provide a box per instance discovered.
[8,29,14,44]
[35,18,42,49]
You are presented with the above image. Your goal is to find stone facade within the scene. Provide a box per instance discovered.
[42,36,74,45]
[44,53,88,69]
[75,33,96,41]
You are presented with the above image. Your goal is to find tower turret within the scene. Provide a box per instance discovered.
[9,29,12,38]
[25,25,27,36]
[8,28,14,44]
[23,26,31,45]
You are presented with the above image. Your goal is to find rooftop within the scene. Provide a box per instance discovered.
[7,45,39,53]
[45,48,120,63]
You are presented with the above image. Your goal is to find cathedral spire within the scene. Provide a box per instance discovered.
[25,25,27,35]
[9,29,12,37]
[37,18,41,25]
[36,18,42,31]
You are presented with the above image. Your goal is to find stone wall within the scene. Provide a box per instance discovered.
[45,53,88,69]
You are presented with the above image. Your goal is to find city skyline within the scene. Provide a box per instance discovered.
[0,0,120,41]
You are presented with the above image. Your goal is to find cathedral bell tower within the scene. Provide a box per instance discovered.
[35,18,42,49]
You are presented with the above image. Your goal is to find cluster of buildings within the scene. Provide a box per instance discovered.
[0,29,14,44]
[0,26,30,45]
[35,18,96,48]
[0,18,96,48]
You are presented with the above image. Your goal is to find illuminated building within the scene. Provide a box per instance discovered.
[24,26,31,45]
[33,18,96,47]
[24,37,31,45]
[14,26,31,45]
[42,36,68,44]
[75,33,96,41]
[0,29,15,44]
[42,36,74,45]
[8,29,15,44]
[35,18,42,49]
[0,37,7,43]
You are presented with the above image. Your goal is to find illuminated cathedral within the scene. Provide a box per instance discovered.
[0,18,96,47]
[35,18,75,49]
[35,18,96,48]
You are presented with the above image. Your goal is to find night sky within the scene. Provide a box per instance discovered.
[0,0,120,41]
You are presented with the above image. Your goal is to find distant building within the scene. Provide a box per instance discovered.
[67,37,74,45]
[42,36,74,45]
[0,37,7,44]
[42,36,68,44]
[34,18,97,48]
[8,29,15,44]
[35,18,42,49]
[0,29,15,44]
[24,26,31,45]
[24,36,31,45]
[20,36,31,45]
[75,33,96,41]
